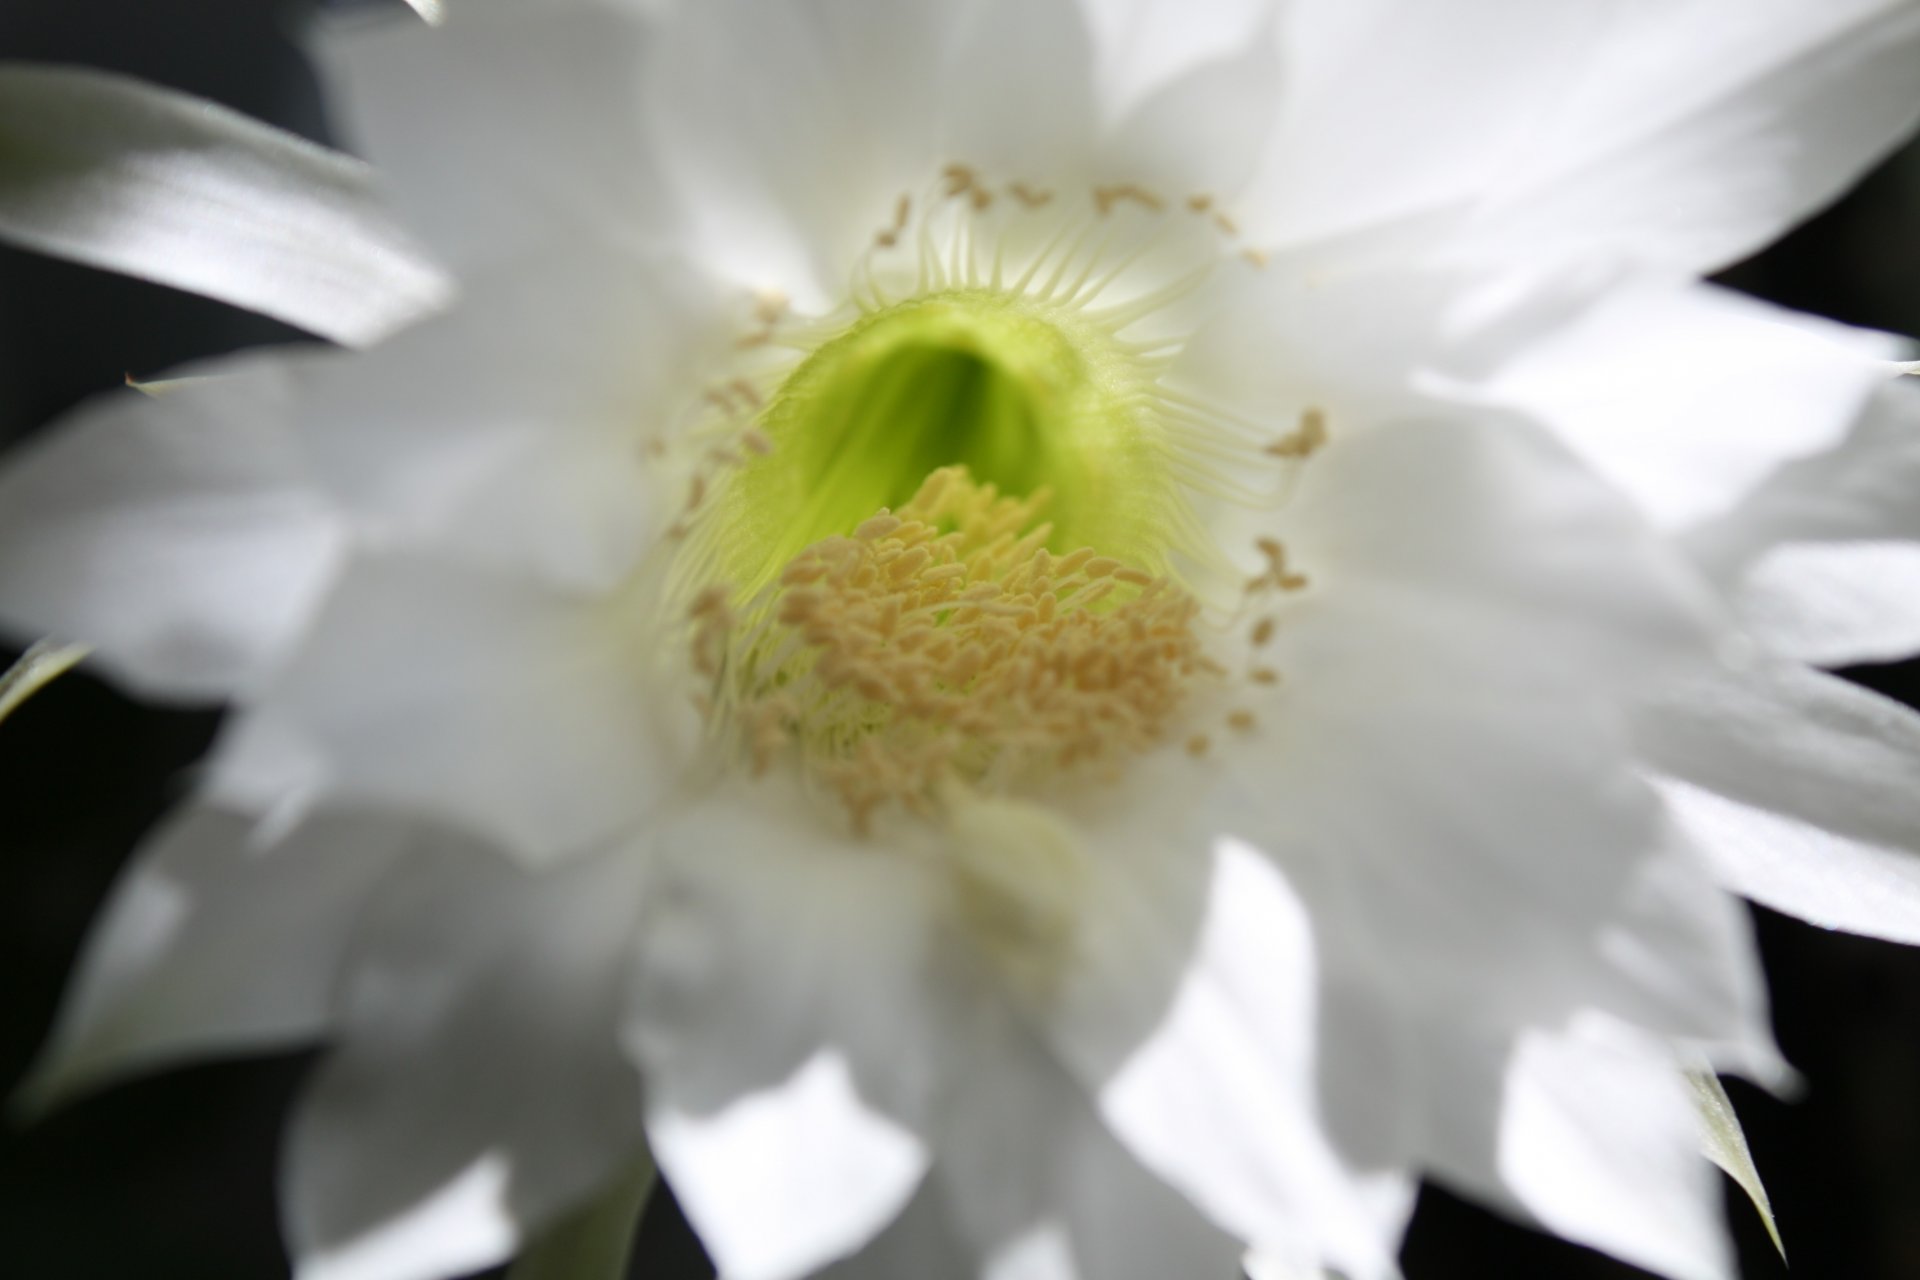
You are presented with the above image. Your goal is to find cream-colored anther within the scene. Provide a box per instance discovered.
[703,467,1214,832]
[1265,407,1328,460]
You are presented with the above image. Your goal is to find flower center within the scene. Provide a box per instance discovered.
[671,168,1315,832]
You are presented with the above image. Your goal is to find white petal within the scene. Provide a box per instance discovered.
[0,63,449,344]
[314,5,665,271]
[1597,830,1781,1079]
[939,0,1100,184]
[1661,778,1920,946]
[1245,1174,1415,1280]
[1076,0,1276,121]
[1275,416,1714,689]
[225,550,676,862]
[908,999,1242,1280]
[1637,655,1920,942]
[648,1052,927,1280]
[624,782,945,1279]
[282,246,732,589]
[17,804,407,1112]
[819,1183,973,1280]
[1481,282,1904,530]
[1498,1016,1733,1280]
[1100,13,1283,203]
[287,846,646,1280]
[1174,244,1632,445]
[1238,2,1920,279]
[0,365,342,701]
[1686,376,1920,665]
[1727,540,1920,667]
[1690,375,1920,557]
[1025,805,1391,1278]
[1448,0,1920,277]
[1235,2,1600,250]
[640,0,964,306]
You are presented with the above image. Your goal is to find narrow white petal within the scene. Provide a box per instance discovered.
[1638,656,1920,941]
[0,64,449,344]
[18,804,410,1113]
[287,848,646,1280]
[0,365,343,701]
[1661,778,1920,945]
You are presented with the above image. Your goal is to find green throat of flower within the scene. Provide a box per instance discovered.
[710,288,1184,597]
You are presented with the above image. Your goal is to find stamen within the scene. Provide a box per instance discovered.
[700,467,1215,832]
[1265,407,1328,459]
[1094,183,1167,216]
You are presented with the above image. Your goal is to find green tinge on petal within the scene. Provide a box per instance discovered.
[712,290,1178,593]
[0,639,89,726]
[1688,1069,1785,1259]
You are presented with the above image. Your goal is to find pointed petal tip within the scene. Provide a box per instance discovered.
[1688,1070,1786,1261]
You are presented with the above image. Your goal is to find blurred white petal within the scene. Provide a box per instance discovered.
[7,5,1920,1280]
[19,805,412,1113]
[0,365,342,701]
[0,63,449,344]
[287,846,646,1280]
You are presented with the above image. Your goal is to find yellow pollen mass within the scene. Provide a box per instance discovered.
[696,466,1218,833]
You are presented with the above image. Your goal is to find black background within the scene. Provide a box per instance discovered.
[2,2,1918,1277]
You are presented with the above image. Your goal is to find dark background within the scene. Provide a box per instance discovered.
[2,3,1918,1277]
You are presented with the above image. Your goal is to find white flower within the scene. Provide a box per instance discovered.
[6,3,1920,1280]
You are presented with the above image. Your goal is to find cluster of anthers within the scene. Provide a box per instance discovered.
[691,466,1231,833]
